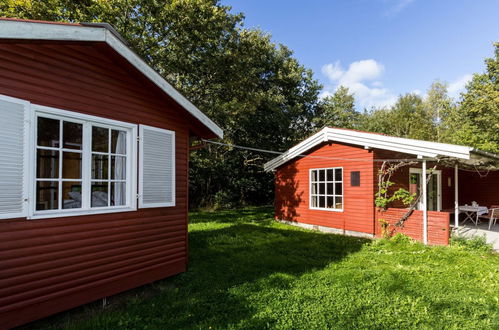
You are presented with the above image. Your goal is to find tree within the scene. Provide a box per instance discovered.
[313,86,360,129]
[453,43,499,153]
[357,93,436,140]
[0,0,322,208]
[423,80,455,142]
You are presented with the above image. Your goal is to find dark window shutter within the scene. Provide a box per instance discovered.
[351,171,360,186]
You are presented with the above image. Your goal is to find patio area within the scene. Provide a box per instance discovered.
[454,222,499,251]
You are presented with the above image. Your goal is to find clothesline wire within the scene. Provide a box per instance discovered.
[200,139,439,163]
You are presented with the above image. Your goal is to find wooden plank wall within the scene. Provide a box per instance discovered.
[0,41,191,328]
[275,142,375,234]
[374,208,450,245]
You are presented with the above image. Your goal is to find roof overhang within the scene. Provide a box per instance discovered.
[264,127,499,171]
[0,18,223,139]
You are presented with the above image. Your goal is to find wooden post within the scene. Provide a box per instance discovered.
[454,164,459,228]
[422,160,428,244]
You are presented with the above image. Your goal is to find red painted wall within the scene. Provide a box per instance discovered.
[459,170,499,208]
[0,40,201,328]
[275,142,375,234]
[375,208,450,245]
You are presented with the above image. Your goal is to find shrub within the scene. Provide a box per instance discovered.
[450,234,493,253]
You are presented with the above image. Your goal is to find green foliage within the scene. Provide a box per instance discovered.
[449,43,499,153]
[28,207,499,329]
[313,86,360,129]
[375,181,415,209]
[358,93,436,140]
[0,0,321,208]
[450,234,494,253]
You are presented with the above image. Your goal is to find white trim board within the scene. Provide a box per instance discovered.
[0,19,223,139]
[264,127,477,171]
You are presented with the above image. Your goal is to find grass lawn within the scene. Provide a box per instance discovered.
[27,207,499,329]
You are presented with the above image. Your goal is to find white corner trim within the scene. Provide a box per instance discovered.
[0,20,223,139]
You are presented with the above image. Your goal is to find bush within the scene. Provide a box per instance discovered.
[450,234,493,253]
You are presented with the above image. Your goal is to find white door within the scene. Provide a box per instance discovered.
[409,168,442,211]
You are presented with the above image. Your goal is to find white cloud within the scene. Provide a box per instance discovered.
[321,59,397,109]
[384,0,415,16]
[448,74,472,99]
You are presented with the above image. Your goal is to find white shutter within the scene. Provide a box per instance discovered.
[139,125,175,208]
[0,95,30,219]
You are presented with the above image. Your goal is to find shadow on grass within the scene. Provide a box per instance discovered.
[22,213,370,329]
[189,206,275,225]
[120,223,369,329]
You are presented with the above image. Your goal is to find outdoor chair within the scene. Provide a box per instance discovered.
[479,205,499,230]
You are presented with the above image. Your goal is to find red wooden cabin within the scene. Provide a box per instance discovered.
[0,19,222,328]
[265,127,499,245]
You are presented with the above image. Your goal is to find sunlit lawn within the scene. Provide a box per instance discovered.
[27,207,499,329]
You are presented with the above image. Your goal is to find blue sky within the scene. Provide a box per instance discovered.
[221,0,499,109]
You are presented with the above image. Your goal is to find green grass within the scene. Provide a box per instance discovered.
[28,207,499,329]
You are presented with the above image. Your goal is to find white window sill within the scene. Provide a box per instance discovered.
[309,207,344,212]
[28,206,137,220]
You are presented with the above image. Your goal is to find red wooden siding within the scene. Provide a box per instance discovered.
[374,208,450,245]
[459,170,499,208]
[0,41,193,328]
[275,142,375,234]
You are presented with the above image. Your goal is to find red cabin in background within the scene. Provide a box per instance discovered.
[265,127,499,245]
[0,19,222,328]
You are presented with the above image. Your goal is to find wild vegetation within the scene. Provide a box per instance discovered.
[1,1,497,208]
[25,207,499,329]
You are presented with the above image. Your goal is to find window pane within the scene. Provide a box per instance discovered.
[36,181,58,210]
[91,182,109,207]
[319,182,325,194]
[327,182,334,196]
[311,170,317,182]
[319,170,325,181]
[311,195,317,207]
[92,126,109,152]
[335,182,343,196]
[62,181,82,209]
[311,182,317,194]
[335,168,342,181]
[111,130,127,154]
[111,156,126,180]
[335,197,343,209]
[63,121,82,150]
[92,154,109,180]
[327,196,335,208]
[37,117,59,148]
[36,149,59,179]
[111,182,126,206]
[327,169,334,181]
[319,196,325,208]
[62,152,82,179]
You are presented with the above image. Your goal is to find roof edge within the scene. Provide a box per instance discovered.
[0,18,223,139]
[263,128,486,172]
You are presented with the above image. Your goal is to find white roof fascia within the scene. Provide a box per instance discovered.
[263,128,327,171]
[0,20,223,138]
[325,129,472,159]
[264,127,473,172]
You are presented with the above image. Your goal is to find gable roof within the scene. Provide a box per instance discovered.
[264,127,499,171]
[0,18,223,138]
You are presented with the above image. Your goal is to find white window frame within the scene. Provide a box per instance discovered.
[409,168,442,212]
[309,167,344,212]
[29,104,137,220]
